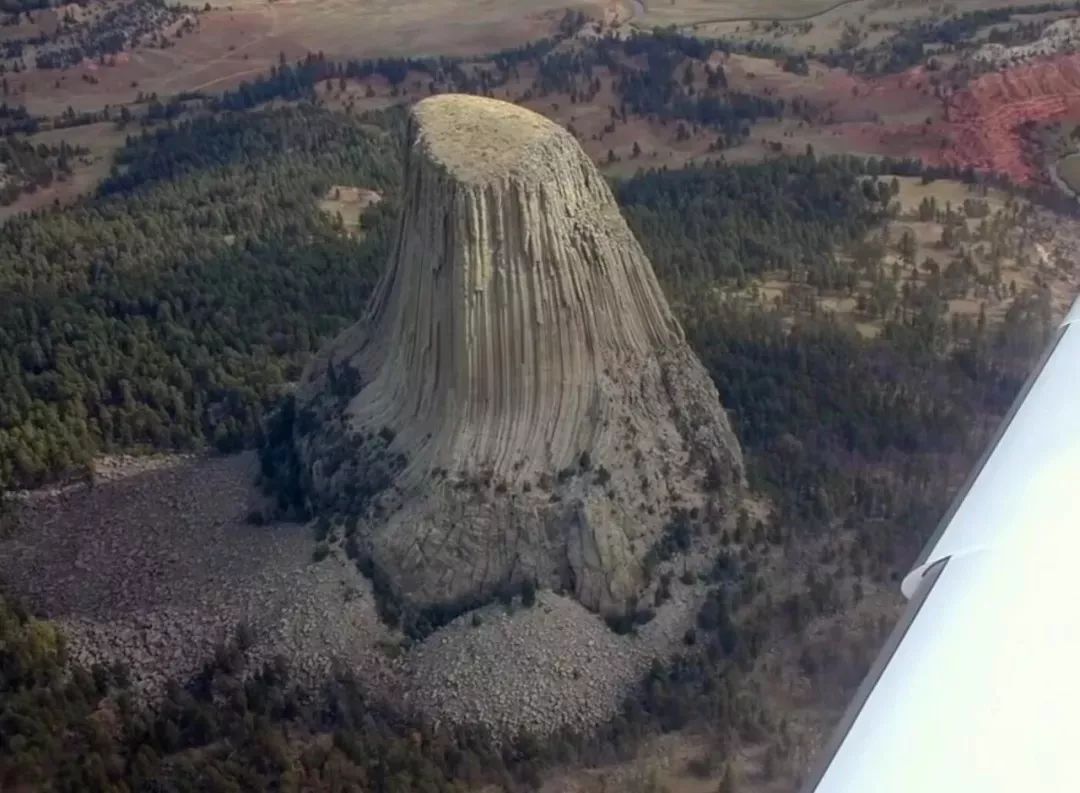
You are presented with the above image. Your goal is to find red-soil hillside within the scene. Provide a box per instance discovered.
[942,54,1080,183]
[825,55,1080,185]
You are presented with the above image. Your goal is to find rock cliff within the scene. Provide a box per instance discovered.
[295,94,743,617]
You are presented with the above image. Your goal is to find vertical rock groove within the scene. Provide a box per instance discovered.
[297,95,744,616]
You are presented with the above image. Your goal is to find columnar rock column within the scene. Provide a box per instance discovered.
[297,94,743,616]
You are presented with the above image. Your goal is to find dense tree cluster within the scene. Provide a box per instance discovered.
[0,136,82,203]
[617,152,892,288]
[213,46,562,112]
[685,295,1042,549]
[613,31,781,128]
[0,105,401,490]
[0,101,37,135]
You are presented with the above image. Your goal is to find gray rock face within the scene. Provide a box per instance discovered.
[296,94,743,616]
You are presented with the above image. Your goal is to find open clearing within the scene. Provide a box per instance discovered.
[318,185,382,236]
[0,122,127,220]
[726,175,1080,340]
[892,176,1010,212]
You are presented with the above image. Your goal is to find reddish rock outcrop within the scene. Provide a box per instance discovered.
[942,54,1080,183]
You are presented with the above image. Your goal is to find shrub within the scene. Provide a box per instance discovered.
[594,465,611,486]
[497,583,515,609]
[605,614,635,634]
[235,622,256,652]
[521,579,537,608]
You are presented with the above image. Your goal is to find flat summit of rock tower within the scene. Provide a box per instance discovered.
[293,94,744,619]
[412,94,567,183]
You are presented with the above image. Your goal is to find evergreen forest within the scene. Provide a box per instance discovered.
[0,96,1059,790]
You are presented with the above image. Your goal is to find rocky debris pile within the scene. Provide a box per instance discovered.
[295,93,744,620]
[245,551,397,693]
[57,550,397,699]
[0,454,394,699]
[1,448,738,736]
[59,608,236,697]
[406,592,645,737]
[405,583,708,738]
[56,556,709,737]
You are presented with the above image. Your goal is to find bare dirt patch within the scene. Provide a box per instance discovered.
[318,184,382,236]
[731,49,1080,185]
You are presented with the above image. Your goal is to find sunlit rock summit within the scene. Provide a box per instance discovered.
[295,94,744,617]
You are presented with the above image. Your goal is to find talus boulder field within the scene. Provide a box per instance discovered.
[295,94,744,617]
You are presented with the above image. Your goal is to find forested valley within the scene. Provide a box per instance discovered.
[0,98,1060,791]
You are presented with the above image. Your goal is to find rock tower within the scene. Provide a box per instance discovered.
[295,94,743,617]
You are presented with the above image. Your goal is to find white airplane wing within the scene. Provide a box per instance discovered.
[805,297,1080,793]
